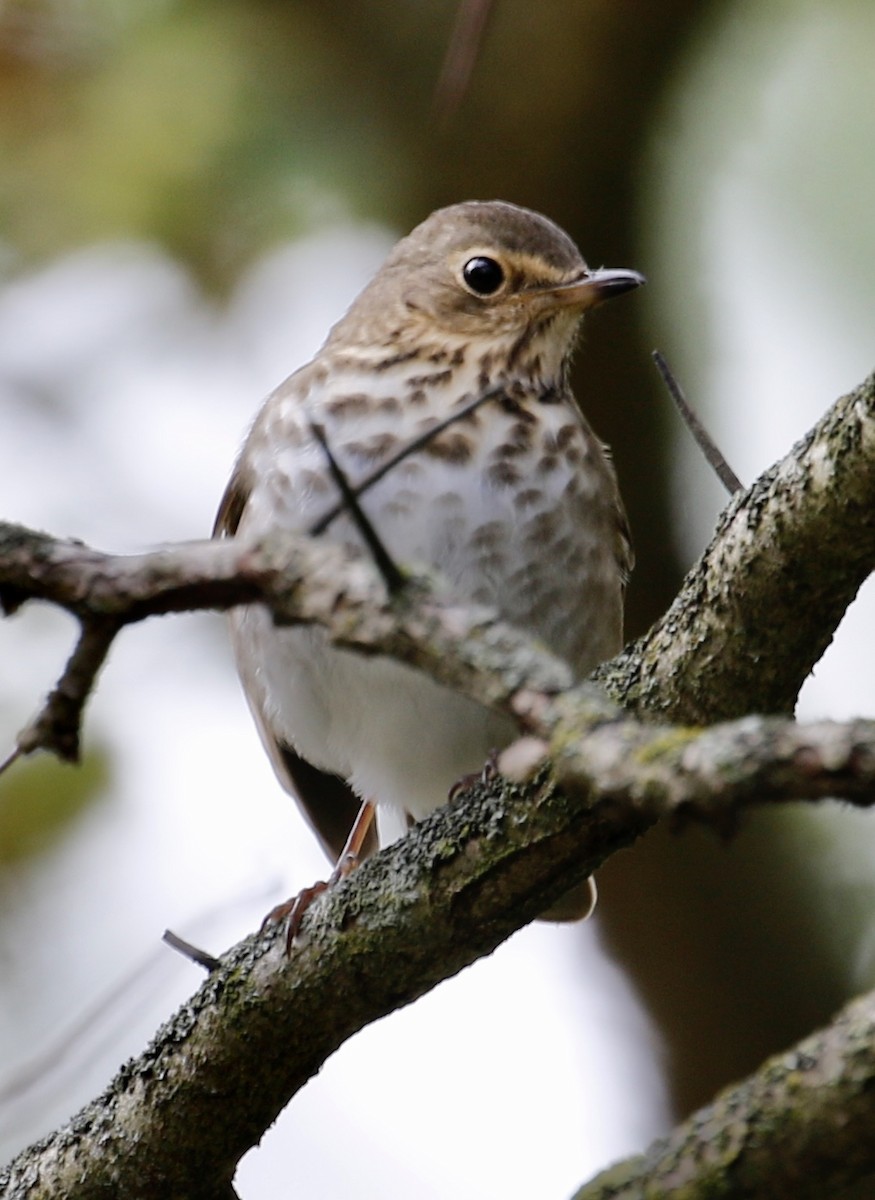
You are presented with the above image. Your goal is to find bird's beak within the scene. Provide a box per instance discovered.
[540,267,645,312]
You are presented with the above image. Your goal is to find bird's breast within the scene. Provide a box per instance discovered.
[242,365,625,676]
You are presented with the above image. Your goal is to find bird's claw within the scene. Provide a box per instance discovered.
[262,852,362,954]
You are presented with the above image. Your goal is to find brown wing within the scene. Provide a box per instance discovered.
[593,436,635,587]
[213,459,377,863]
[272,741,376,862]
[213,460,252,538]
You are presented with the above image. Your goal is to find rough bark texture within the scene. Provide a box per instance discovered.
[574,991,875,1200]
[598,371,875,722]
[2,715,875,1199]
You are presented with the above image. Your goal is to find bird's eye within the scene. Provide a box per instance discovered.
[462,256,505,296]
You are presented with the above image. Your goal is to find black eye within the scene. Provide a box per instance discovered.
[462,256,505,296]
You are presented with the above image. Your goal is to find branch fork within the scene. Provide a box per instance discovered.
[1,370,874,1198]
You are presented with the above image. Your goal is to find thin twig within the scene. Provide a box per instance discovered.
[653,350,743,495]
[0,880,278,1115]
[162,929,222,972]
[0,744,23,779]
[309,421,406,595]
[16,618,120,763]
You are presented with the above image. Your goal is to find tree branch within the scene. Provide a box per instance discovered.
[2,706,874,1198]
[598,369,875,722]
[14,618,120,763]
[1,369,874,1196]
[573,990,875,1200]
[3,372,872,769]
[0,521,574,770]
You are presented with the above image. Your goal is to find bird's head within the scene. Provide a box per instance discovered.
[327,200,644,374]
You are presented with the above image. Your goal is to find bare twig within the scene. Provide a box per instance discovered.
[1,368,874,766]
[0,744,23,778]
[16,617,120,763]
[0,880,278,1118]
[543,697,875,823]
[0,518,560,771]
[162,930,222,973]
[653,349,743,495]
[309,420,406,594]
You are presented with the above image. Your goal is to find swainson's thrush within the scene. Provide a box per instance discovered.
[216,200,643,937]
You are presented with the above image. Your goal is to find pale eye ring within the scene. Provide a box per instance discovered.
[462,256,505,296]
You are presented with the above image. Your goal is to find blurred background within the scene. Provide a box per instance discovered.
[1,1,874,1196]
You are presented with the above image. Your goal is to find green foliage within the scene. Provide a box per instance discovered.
[0,2,403,287]
[0,749,110,863]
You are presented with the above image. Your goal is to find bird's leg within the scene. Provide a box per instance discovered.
[261,800,377,953]
[331,797,377,878]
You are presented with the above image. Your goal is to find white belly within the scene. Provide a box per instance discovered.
[241,608,514,822]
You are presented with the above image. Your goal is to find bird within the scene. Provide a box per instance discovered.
[215,200,643,942]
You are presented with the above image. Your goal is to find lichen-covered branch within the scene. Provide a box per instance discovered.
[3,375,873,768]
[2,707,874,1199]
[598,370,875,722]
[0,521,572,764]
[573,990,875,1200]
[540,694,875,825]
[1,369,874,1197]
